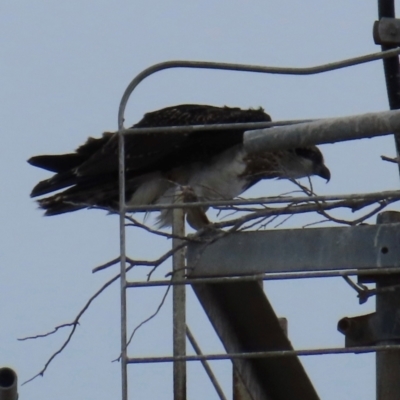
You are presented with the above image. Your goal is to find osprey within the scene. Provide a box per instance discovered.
[28,104,330,229]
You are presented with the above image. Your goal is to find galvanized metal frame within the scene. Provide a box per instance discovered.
[374,4,400,398]
[116,47,400,400]
[124,188,400,213]
[126,343,400,364]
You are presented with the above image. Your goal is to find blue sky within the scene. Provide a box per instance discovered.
[2,1,400,399]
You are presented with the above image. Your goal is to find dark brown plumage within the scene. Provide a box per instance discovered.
[28,104,330,226]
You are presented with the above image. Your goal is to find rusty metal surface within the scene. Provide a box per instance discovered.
[191,280,319,400]
[188,224,400,277]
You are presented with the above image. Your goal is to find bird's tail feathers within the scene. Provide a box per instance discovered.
[28,154,83,173]
[38,194,86,216]
[30,171,77,198]
[35,179,120,216]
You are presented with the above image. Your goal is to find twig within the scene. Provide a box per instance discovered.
[21,242,188,384]
[18,323,78,341]
[302,219,330,228]
[21,269,126,384]
[274,214,294,228]
[124,285,171,350]
[92,256,139,273]
[146,241,189,281]
[124,215,191,241]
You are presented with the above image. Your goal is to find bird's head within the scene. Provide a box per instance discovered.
[292,147,330,182]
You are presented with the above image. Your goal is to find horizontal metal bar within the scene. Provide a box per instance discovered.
[127,343,400,364]
[188,223,400,276]
[121,119,312,136]
[124,189,400,212]
[244,109,400,152]
[118,48,400,128]
[125,267,400,289]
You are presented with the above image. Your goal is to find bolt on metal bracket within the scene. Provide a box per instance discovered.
[374,18,400,45]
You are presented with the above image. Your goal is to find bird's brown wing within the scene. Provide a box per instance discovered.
[76,104,271,177]
[29,104,271,198]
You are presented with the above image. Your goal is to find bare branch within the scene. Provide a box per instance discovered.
[21,242,189,384]
[18,323,78,341]
[91,257,121,273]
[21,270,124,384]
[210,197,397,232]
[124,215,188,241]
[92,256,148,273]
[125,285,171,350]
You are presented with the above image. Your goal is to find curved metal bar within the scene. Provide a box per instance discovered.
[118,47,400,129]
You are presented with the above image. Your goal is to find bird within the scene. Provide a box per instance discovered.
[28,104,330,229]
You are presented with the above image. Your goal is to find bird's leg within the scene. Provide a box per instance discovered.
[180,186,211,230]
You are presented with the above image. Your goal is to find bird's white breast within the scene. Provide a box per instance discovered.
[186,145,248,200]
[127,145,248,227]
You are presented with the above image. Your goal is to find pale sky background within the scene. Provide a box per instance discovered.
[2,1,400,399]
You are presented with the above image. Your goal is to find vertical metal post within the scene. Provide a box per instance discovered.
[172,192,186,400]
[377,1,400,177]
[376,277,400,399]
[118,131,128,400]
[376,211,400,400]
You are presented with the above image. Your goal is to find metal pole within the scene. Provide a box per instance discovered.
[172,191,186,400]
[376,211,400,400]
[377,1,400,178]
[0,368,18,400]
[118,121,128,400]
[376,278,400,399]
[186,325,228,400]
[243,109,400,152]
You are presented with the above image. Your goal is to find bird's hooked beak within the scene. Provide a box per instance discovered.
[316,164,331,182]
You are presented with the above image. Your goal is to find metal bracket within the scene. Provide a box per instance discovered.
[338,312,400,347]
[338,211,400,400]
[373,18,400,45]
